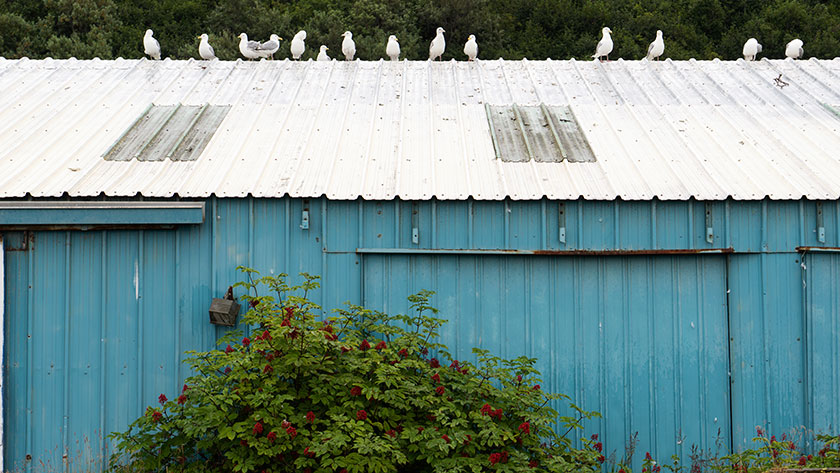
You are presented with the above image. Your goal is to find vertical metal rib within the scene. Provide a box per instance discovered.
[540,103,568,161]
[165,104,208,160]
[133,104,182,160]
[511,103,536,161]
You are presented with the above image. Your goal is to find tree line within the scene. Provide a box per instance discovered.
[1,0,839,62]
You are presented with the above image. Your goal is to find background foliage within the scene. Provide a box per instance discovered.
[1,0,840,61]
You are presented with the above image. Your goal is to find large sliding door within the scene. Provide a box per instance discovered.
[362,254,731,466]
[803,252,840,434]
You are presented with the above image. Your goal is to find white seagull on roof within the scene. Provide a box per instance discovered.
[645,30,664,61]
[144,29,161,60]
[429,27,445,61]
[238,33,262,60]
[592,27,613,62]
[317,45,330,61]
[743,38,762,61]
[257,34,281,59]
[291,30,306,60]
[386,35,400,61]
[464,34,478,61]
[341,31,356,60]
[197,34,216,60]
[785,39,804,59]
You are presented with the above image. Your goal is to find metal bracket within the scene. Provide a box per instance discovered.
[411,203,419,245]
[705,203,714,244]
[558,203,566,244]
[817,202,825,243]
[300,209,310,230]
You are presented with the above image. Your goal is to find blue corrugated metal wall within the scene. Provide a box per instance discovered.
[3,197,839,471]
[363,254,730,461]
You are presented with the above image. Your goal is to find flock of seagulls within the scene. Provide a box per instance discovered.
[141,27,475,62]
[592,27,806,62]
[141,27,807,63]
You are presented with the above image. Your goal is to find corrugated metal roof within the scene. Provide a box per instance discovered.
[1,56,840,200]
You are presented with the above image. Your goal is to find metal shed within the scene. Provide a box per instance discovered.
[2,57,840,471]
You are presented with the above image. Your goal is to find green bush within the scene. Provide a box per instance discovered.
[109,269,602,473]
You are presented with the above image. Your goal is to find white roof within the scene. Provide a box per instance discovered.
[1,56,840,200]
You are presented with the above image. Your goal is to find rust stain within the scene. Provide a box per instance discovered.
[529,248,734,256]
[796,246,840,252]
[4,230,32,251]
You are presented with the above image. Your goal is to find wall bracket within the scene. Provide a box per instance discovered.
[816,202,825,243]
[705,203,714,244]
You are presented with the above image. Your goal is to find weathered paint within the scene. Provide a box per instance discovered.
[2,197,839,471]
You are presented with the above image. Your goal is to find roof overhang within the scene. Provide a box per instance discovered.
[0,201,204,228]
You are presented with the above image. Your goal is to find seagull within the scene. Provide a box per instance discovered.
[197,34,216,60]
[464,34,478,61]
[386,35,400,61]
[317,45,330,61]
[743,38,762,61]
[645,30,664,61]
[238,33,262,60]
[341,31,356,61]
[785,38,804,59]
[429,27,446,61]
[592,27,613,61]
[144,29,161,60]
[257,34,281,59]
[291,30,306,60]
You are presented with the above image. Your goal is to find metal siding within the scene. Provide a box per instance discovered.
[3,197,840,471]
[3,232,29,469]
[102,231,140,453]
[728,253,806,449]
[361,253,730,469]
[67,231,104,467]
[804,253,840,434]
